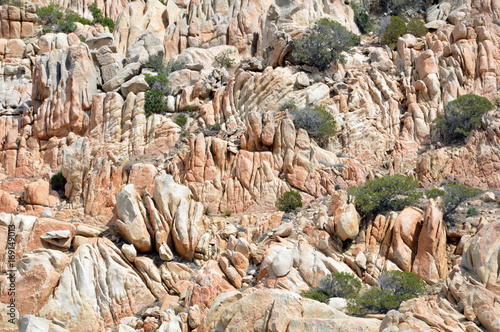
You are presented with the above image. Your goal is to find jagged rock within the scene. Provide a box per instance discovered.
[126,30,164,64]
[102,62,141,92]
[39,238,156,331]
[412,199,448,284]
[18,315,69,332]
[461,220,500,292]
[32,44,98,140]
[120,75,148,96]
[40,230,73,251]
[85,33,115,51]
[153,174,205,261]
[23,179,49,205]
[114,184,152,253]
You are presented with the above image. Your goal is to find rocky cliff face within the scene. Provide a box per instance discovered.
[1,0,500,331]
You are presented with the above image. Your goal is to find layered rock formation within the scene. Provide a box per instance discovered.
[0,0,499,331]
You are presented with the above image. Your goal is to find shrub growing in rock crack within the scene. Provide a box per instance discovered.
[276,190,303,213]
[351,2,372,33]
[347,174,422,216]
[302,272,361,303]
[50,170,67,192]
[433,94,495,141]
[294,18,360,71]
[289,105,336,148]
[379,16,407,48]
[347,271,427,314]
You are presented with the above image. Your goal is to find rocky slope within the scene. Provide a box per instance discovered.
[1,0,500,331]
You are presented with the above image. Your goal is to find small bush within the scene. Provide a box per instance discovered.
[320,272,362,298]
[294,18,360,71]
[143,59,185,117]
[467,207,479,217]
[88,3,104,23]
[51,171,67,192]
[347,287,399,313]
[37,3,64,26]
[302,272,361,303]
[433,94,495,140]
[280,100,298,113]
[88,3,115,32]
[224,209,233,216]
[407,19,428,37]
[425,188,445,200]
[378,271,427,300]
[276,190,303,212]
[145,73,171,95]
[380,16,407,48]
[214,49,236,68]
[55,19,76,33]
[102,17,115,32]
[351,3,372,33]
[0,0,23,7]
[174,114,187,127]
[37,4,91,34]
[347,174,422,216]
[348,271,426,314]
[441,183,482,217]
[289,105,336,147]
[211,123,221,132]
[144,89,167,116]
[301,289,329,303]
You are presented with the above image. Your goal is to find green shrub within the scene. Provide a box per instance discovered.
[214,49,236,68]
[65,9,91,25]
[55,19,76,33]
[301,289,329,303]
[51,171,67,192]
[380,16,407,48]
[348,271,426,314]
[407,19,428,37]
[301,272,361,303]
[145,73,171,95]
[0,0,24,7]
[294,18,360,71]
[319,272,362,298]
[175,114,187,127]
[378,271,427,299]
[211,123,221,132]
[467,207,479,217]
[145,89,167,116]
[289,105,336,147]
[280,100,298,113]
[36,3,64,26]
[433,94,495,140]
[87,3,104,23]
[102,17,114,32]
[425,188,445,200]
[143,59,185,117]
[351,3,372,33]
[347,174,422,216]
[37,4,91,34]
[88,4,114,32]
[224,209,233,216]
[347,287,399,313]
[276,190,303,212]
[441,183,482,217]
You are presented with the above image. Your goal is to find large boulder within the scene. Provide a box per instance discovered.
[39,238,156,331]
[153,174,204,261]
[461,220,500,293]
[114,184,152,253]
